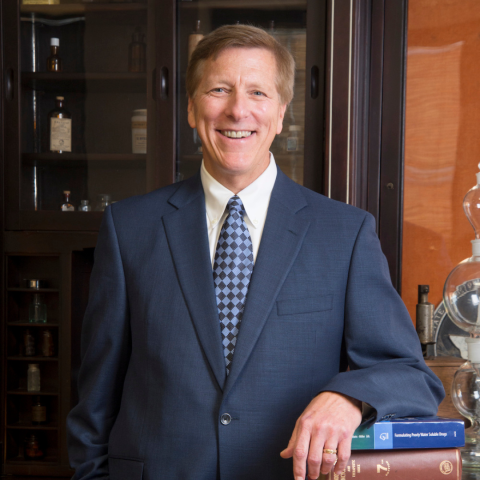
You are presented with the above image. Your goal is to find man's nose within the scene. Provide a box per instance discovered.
[225,92,249,120]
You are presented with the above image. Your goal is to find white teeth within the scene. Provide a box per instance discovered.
[221,130,253,138]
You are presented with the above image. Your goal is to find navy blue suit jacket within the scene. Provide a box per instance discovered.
[67,169,444,480]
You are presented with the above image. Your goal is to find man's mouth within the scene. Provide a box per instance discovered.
[219,130,254,139]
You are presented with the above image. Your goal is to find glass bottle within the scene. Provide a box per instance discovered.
[23,328,36,356]
[188,20,204,62]
[27,363,41,392]
[41,329,55,357]
[47,37,62,72]
[24,434,44,460]
[48,96,71,153]
[78,200,91,212]
[128,27,146,73]
[29,294,47,323]
[444,163,480,471]
[61,190,75,211]
[32,396,47,425]
[95,194,111,212]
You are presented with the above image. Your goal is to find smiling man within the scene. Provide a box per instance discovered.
[67,25,444,480]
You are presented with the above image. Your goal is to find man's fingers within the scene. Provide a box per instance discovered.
[292,421,313,480]
[306,428,327,479]
[332,437,352,475]
[280,426,298,458]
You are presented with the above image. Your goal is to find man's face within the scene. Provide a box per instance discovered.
[188,47,287,188]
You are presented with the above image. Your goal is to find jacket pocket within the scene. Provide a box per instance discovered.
[109,457,144,480]
[276,294,333,316]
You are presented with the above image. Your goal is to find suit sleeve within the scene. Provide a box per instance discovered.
[320,213,445,421]
[67,206,131,479]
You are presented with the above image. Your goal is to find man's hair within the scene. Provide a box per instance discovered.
[186,24,295,105]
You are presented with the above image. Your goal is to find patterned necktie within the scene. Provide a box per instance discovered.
[213,196,254,375]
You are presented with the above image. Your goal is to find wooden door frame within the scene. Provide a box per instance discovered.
[326,0,408,292]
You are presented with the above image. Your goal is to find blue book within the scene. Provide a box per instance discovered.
[351,416,465,450]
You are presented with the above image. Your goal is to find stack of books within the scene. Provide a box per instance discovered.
[321,416,465,479]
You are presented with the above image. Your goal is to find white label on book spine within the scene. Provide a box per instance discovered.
[50,118,72,152]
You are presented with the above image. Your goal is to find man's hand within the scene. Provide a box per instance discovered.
[280,391,362,480]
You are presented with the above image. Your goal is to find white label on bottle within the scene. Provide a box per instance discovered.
[132,129,147,154]
[50,118,72,152]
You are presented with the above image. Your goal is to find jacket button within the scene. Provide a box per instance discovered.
[220,413,232,425]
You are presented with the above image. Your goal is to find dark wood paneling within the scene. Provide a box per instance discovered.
[377,0,408,291]
[0,0,5,468]
[150,0,175,190]
[325,0,351,202]
[303,0,327,193]
[366,0,384,224]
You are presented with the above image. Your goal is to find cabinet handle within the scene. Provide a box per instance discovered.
[160,67,169,100]
[5,68,14,100]
[310,65,319,99]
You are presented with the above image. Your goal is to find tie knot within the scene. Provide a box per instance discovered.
[227,196,246,217]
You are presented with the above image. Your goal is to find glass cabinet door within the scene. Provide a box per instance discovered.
[176,0,313,186]
[4,1,155,230]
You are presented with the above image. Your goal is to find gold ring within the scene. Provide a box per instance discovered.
[323,449,337,455]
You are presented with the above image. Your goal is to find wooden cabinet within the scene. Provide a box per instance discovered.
[2,233,97,476]
[0,0,337,476]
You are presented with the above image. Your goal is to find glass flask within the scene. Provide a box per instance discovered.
[452,353,480,470]
[445,163,480,470]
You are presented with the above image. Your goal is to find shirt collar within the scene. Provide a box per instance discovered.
[201,153,277,231]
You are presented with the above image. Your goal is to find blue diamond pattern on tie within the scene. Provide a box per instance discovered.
[213,195,254,375]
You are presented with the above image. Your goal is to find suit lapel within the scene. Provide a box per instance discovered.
[162,174,226,391]
[224,170,311,397]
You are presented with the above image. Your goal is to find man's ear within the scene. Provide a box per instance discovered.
[187,97,196,129]
[276,103,288,135]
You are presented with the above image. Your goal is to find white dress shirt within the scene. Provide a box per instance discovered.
[200,153,277,266]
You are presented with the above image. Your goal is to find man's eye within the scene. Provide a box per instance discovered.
[253,91,265,96]
[212,88,225,93]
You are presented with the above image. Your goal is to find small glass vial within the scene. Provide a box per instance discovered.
[32,396,47,425]
[132,109,147,154]
[29,294,47,323]
[95,194,111,212]
[47,37,62,72]
[41,329,55,357]
[24,328,36,356]
[128,27,146,73]
[79,200,91,212]
[27,364,41,392]
[61,190,74,211]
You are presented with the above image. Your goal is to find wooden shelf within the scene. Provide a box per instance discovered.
[8,288,59,293]
[22,153,147,168]
[7,322,59,327]
[21,72,147,93]
[179,0,306,9]
[7,389,58,396]
[8,356,58,362]
[20,2,147,16]
[7,422,58,430]
[6,456,58,466]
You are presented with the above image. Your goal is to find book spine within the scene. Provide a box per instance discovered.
[322,448,461,480]
[352,421,464,449]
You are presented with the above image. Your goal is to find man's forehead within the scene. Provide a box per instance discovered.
[201,48,277,84]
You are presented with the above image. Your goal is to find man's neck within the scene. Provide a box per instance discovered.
[204,159,271,194]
